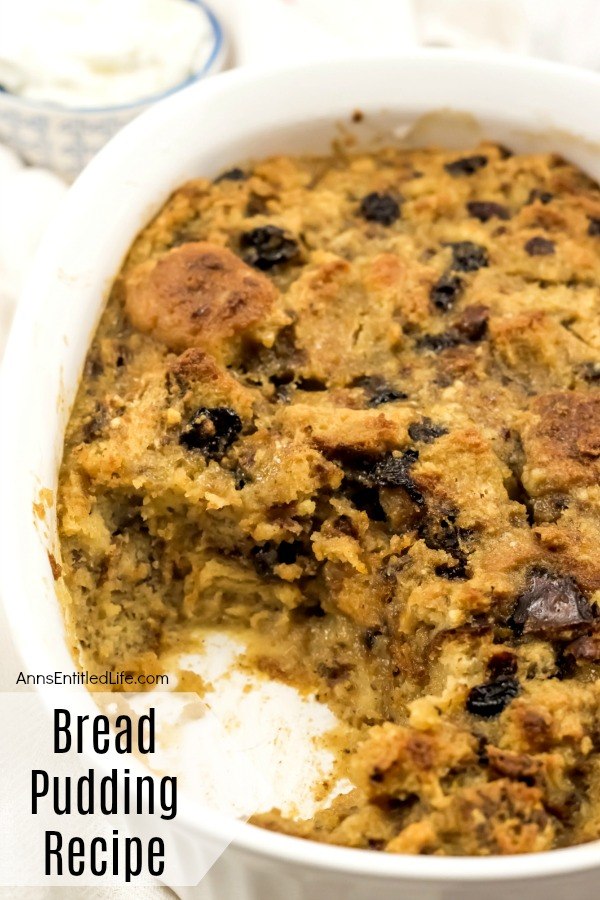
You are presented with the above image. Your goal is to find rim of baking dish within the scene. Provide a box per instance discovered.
[0,0,224,114]
[2,50,600,883]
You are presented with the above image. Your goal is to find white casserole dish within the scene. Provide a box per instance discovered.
[1,51,600,900]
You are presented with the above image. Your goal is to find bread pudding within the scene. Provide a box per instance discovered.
[57,141,600,855]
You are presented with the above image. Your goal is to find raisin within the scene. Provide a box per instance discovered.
[454,304,490,342]
[359,192,401,226]
[467,201,510,222]
[448,241,489,272]
[408,418,448,444]
[372,451,423,503]
[252,540,302,577]
[342,450,424,506]
[417,331,462,352]
[430,273,463,311]
[369,388,407,407]
[486,746,539,781]
[435,559,469,580]
[588,217,600,236]
[364,628,383,650]
[351,376,407,406]
[421,511,471,579]
[466,677,520,718]
[555,649,578,680]
[524,236,555,256]
[581,362,600,383]
[511,571,593,636]
[372,452,416,485]
[179,406,242,458]
[527,189,553,205]
[444,155,488,176]
[214,167,248,183]
[487,651,518,679]
[420,513,462,555]
[241,225,300,270]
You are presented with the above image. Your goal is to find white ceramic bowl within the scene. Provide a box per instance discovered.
[0,0,225,181]
[2,52,600,900]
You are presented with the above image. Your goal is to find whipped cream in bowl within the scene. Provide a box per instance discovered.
[0,0,224,177]
[0,0,222,108]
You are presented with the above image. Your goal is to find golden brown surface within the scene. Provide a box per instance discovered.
[124,241,279,358]
[58,142,600,855]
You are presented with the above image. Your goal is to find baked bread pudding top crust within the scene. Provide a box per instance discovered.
[58,142,600,855]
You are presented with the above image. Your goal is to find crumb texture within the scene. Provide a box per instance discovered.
[58,143,600,855]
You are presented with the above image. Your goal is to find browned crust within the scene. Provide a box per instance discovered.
[523,392,600,494]
[124,242,278,359]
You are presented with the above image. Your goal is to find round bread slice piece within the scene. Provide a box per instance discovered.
[124,241,278,360]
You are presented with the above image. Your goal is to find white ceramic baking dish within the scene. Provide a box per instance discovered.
[2,51,600,900]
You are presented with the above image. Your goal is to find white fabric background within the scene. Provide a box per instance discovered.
[0,1,599,897]
[0,891,176,899]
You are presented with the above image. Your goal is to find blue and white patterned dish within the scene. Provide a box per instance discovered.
[0,0,225,181]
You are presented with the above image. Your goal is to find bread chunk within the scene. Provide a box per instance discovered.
[125,242,278,360]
